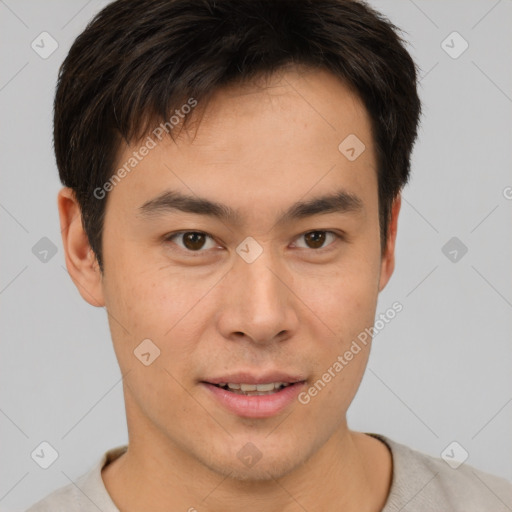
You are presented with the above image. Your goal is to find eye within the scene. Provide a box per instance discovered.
[163,229,343,255]
[164,231,218,253]
[292,230,341,250]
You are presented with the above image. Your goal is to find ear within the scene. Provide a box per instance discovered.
[58,187,105,307]
[378,194,401,292]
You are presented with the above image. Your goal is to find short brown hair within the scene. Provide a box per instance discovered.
[54,0,422,272]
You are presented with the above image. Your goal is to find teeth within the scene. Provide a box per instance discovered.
[253,383,276,392]
[221,382,291,392]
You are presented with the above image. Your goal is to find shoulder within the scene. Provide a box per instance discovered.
[26,480,81,512]
[373,434,512,512]
[25,445,127,512]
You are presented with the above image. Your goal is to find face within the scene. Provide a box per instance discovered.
[66,66,398,482]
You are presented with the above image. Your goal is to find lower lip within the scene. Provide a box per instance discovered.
[201,382,306,418]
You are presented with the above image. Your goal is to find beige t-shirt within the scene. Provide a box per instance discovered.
[26,434,512,511]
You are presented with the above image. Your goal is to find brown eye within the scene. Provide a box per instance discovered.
[294,230,339,250]
[182,232,206,250]
[304,231,327,249]
[165,231,216,252]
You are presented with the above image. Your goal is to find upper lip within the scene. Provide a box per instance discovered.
[203,371,306,385]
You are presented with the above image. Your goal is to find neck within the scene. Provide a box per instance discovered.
[102,419,392,512]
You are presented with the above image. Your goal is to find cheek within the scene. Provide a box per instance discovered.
[300,286,374,417]
[103,260,208,370]
[291,240,380,404]
[103,270,201,414]
[295,253,380,337]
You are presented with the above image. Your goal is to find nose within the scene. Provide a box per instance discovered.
[215,248,299,346]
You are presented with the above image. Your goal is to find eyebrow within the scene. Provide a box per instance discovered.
[137,188,364,225]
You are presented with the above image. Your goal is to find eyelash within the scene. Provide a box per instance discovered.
[163,230,344,255]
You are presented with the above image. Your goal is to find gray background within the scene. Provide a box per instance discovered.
[1,0,511,510]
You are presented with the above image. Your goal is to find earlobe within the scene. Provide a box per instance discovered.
[58,187,105,307]
[378,195,401,292]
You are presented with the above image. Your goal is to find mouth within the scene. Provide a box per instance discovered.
[206,381,303,396]
[200,375,307,418]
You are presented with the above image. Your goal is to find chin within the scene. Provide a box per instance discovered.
[188,436,303,483]
[209,454,301,483]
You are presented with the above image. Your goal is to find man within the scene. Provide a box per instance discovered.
[28,0,512,510]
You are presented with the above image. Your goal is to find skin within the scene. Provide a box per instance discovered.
[59,66,400,511]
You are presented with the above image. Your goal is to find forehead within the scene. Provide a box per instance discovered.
[108,67,377,225]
